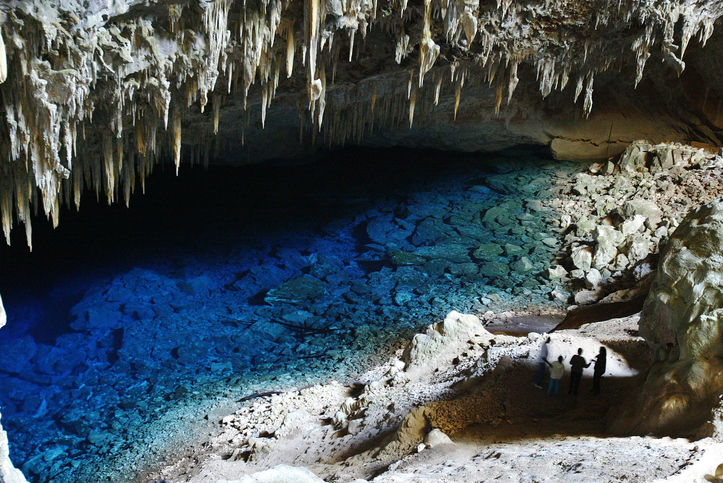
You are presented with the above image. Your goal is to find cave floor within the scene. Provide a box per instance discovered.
[143,312,717,483]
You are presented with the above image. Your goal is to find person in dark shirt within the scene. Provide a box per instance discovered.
[591,346,607,395]
[568,348,590,396]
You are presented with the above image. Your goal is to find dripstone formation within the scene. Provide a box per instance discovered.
[1,0,723,248]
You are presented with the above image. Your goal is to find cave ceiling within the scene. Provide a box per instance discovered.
[0,0,723,248]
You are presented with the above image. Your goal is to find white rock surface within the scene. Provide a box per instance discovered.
[217,465,325,483]
[0,413,28,483]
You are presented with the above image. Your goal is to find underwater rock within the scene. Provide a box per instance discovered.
[473,243,504,261]
[265,276,327,305]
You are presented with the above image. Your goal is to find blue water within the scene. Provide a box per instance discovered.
[0,146,563,482]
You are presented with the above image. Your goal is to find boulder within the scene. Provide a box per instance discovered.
[0,336,37,374]
[593,225,624,269]
[412,217,448,245]
[547,265,567,280]
[402,311,491,366]
[618,142,651,173]
[571,246,593,271]
[473,243,504,261]
[620,214,646,236]
[584,268,602,289]
[414,244,471,263]
[511,257,534,274]
[390,250,426,266]
[623,200,663,228]
[425,428,454,447]
[504,243,524,256]
[265,276,326,304]
[480,261,510,278]
[610,199,723,437]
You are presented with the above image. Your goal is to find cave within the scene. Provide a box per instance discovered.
[1,1,723,482]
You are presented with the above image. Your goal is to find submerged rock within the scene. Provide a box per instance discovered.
[265,276,327,305]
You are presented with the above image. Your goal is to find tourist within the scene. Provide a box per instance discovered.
[546,355,565,396]
[592,347,607,395]
[533,337,550,389]
[568,348,590,396]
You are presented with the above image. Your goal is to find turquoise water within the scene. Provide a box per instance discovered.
[0,147,574,482]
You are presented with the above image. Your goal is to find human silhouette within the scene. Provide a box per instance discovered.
[533,337,550,389]
[545,355,564,396]
[591,346,607,395]
[568,348,590,396]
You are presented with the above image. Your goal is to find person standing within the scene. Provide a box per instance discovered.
[592,347,607,395]
[534,337,550,389]
[568,348,590,396]
[546,355,565,396]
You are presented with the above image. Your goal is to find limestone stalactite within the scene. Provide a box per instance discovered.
[0,0,722,247]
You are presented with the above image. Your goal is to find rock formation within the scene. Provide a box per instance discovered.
[0,412,28,483]
[1,0,723,248]
[610,199,723,437]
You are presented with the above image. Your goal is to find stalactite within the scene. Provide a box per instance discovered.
[507,61,518,104]
[0,23,6,84]
[434,72,442,105]
[103,134,115,205]
[287,24,295,77]
[409,82,416,127]
[1,0,723,246]
[173,114,182,175]
[583,73,594,117]
[213,95,222,135]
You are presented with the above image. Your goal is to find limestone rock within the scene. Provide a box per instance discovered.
[480,261,510,278]
[265,276,326,304]
[623,200,664,228]
[402,311,490,366]
[415,244,472,264]
[593,225,624,269]
[390,251,426,266]
[621,215,646,236]
[584,268,602,289]
[473,243,503,261]
[571,246,593,271]
[547,265,567,280]
[639,200,723,358]
[0,336,37,374]
[0,293,5,330]
[425,428,454,447]
[611,199,723,436]
[219,465,325,483]
[0,412,28,483]
[511,257,535,274]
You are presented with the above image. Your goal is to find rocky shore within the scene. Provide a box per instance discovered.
[145,310,723,483]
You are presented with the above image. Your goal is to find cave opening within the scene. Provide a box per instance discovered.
[0,144,578,482]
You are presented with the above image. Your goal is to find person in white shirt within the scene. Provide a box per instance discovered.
[546,355,565,396]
